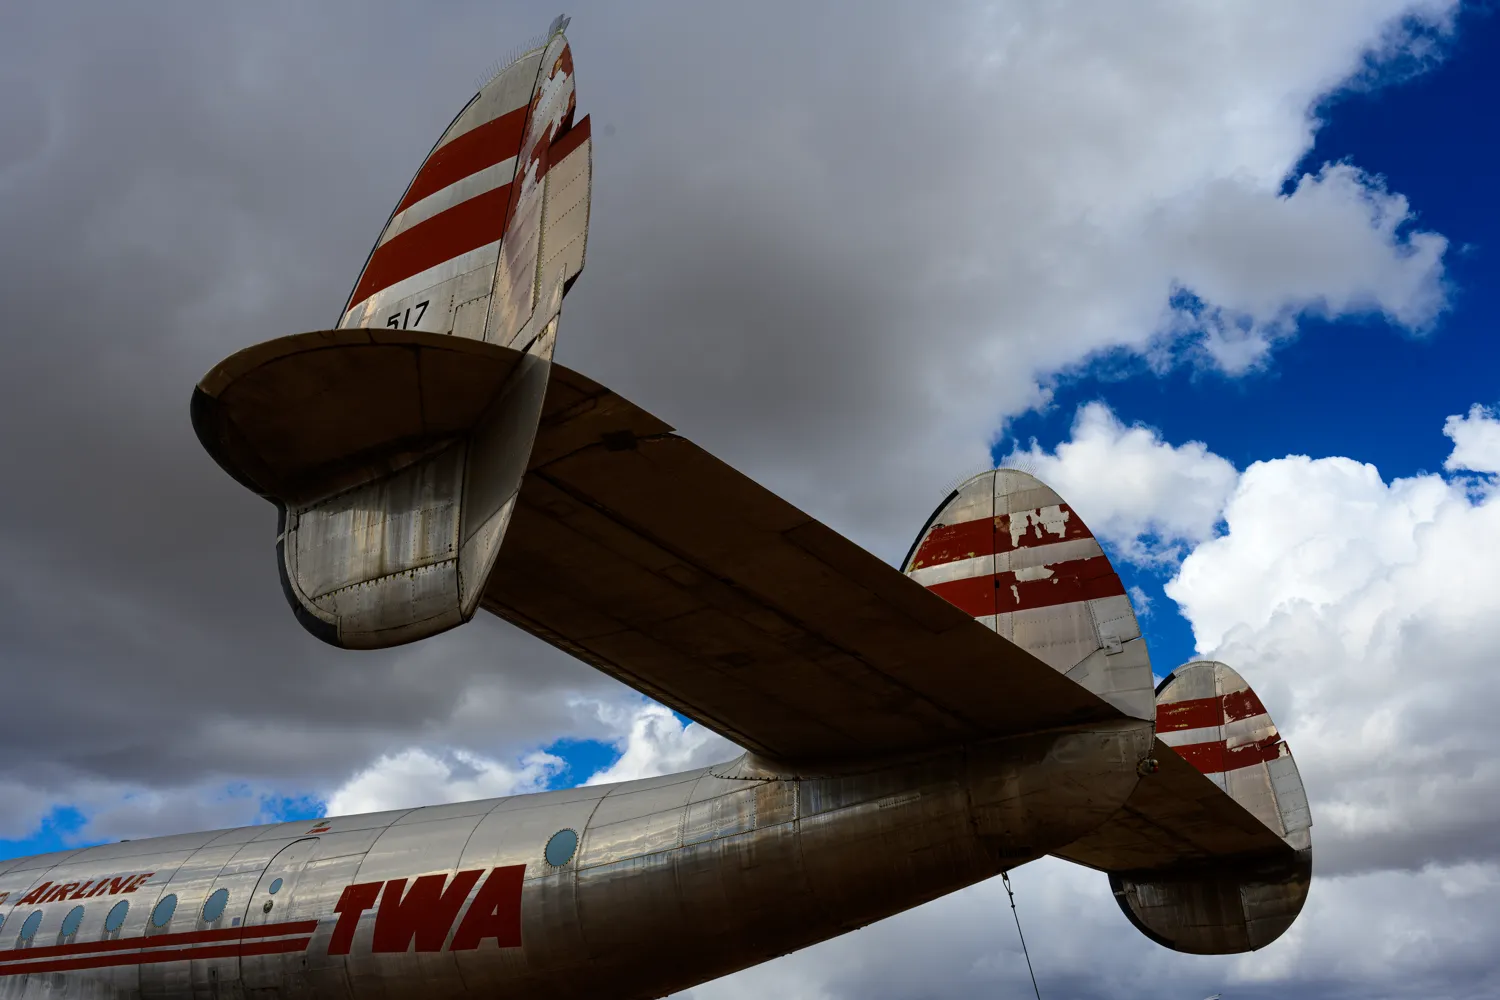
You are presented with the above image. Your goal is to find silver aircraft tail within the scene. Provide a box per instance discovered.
[191,17,591,648]
[1061,660,1313,954]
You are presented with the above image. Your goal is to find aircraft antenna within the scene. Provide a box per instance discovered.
[1001,870,1043,1000]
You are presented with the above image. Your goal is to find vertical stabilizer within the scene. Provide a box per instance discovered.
[192,18,591,648]
[1154,661,1311,850]
[903,470,1155,720]
[338,19,590,350]
[1094,661,1313,954]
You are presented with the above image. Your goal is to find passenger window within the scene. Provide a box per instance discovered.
[104,900,129,934]
[18,910,41,943]
[201,888,229,923]
[545,828,579,867]
[59,906,84,938]
[151,894,177,928]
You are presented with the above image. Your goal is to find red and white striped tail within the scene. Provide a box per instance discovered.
[191,18,593,649]
[1156,660,1311,850]
[1106,660,1312,954]
[339,18,591,351]
[903,469,1155,721]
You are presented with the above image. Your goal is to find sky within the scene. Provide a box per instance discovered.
[1,1,1498,998]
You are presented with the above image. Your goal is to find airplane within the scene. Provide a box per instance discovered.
[0,16,1311,1000]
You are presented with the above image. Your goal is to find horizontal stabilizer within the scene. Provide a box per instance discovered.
[192,329,555,648]
[481,366,1127,764]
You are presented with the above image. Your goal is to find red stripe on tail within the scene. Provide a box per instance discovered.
[1171,736,1285,775]
[910,519,992,570]
[911,505,1095,570]
[925,556,1125,616]
[396,107,527,213]
[349,183,512,308]
[1157,696,1223,732]
[996,557,1125,613]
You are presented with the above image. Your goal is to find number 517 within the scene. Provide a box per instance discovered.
[387,300,430,329]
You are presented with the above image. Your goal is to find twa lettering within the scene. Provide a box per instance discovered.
[329,866,524,955]
[16,874,154,906]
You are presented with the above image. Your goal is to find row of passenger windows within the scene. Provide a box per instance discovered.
[1,880,280,945]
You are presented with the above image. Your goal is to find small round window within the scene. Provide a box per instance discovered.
[59,906,84,938]
[544,828,579,867]
[18,910,42,942]
[268,878,284,896]
[201,888,229,923]
[150,894,177,928]
[104,900,129,933]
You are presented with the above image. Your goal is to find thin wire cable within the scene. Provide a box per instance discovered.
[1001,871,1042,1000]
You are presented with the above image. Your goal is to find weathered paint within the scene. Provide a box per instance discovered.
[904,469,1155,721]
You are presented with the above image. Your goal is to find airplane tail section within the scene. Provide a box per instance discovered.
[1057,660,1313,954]
[902,469,1156,721]
[190,17,592,648]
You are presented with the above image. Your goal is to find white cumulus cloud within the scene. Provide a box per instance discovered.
[1002,402,1239,563]
[325,748,564,816]
[585,703,739,785]
[1157,164,1448,372]
[1443,403,1500,474]
[1167,443,1500,876]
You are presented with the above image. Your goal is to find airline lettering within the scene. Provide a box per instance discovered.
[329,865,524,955]
[15,873,154,906]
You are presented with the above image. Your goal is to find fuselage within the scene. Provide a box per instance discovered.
[0,721,1149,1000]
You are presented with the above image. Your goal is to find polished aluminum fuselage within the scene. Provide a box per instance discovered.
[0,722,1150,1000]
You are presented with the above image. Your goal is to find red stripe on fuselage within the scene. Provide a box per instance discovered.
[0,920,317,963]
[0,932,312,977]
[396,107,528,213]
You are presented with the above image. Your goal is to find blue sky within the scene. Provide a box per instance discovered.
[1001,4,1500,676]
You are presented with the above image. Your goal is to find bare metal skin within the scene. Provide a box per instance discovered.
[0,724,1150,1000]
